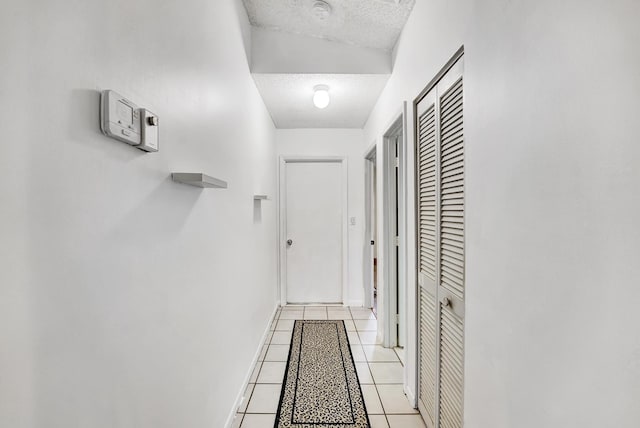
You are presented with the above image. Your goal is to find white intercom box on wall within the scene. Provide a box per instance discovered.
[100,90,158,152]
[139,108,159,152]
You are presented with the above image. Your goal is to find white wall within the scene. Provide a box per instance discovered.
[365,0,640,426]
[276,129,366,306]
[0,1,278,427]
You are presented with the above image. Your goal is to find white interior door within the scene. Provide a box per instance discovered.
[285,161,343,304]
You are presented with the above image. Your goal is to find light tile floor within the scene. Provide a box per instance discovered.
[231,306,426,428]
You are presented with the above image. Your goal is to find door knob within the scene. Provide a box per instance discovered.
[287,239,293,246]
[442,297,451,308]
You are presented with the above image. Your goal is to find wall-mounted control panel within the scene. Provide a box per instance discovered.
[139,108,159,152]
[100,90,159,152]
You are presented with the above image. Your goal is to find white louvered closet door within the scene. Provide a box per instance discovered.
[417,89,438,427]
[416,55,464,428]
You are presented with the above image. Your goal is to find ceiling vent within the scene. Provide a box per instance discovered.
[312,1,332,20]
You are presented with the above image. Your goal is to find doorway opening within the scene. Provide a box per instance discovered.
[364,146,377,314]
[383,109,407,351]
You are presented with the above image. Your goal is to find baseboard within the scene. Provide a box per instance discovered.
[224,303,279,428]
[404,384,417,408]
[346,299,365,308]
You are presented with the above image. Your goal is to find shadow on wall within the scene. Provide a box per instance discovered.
[253,199,262,224]
[109,176,203,246]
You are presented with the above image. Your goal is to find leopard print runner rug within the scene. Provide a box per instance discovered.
[274,320,370,428]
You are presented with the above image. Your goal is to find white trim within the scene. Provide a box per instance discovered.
[382,135,396,348]
[224,304,279,428]
[404,384,417,411]
[399,109,409,353]
[278,156,349,305]
[363,141,377,159]
[379,102,418,408]
[363,144,377,310]
[382,107,406,350]
[374,105,405,349]
[399,101,418,408]
[346,299,365,308]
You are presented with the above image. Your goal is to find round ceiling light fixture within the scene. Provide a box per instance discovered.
[313,85,330,109]
[312,1,332,20]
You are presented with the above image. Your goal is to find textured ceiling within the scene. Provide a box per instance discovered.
[252,74,390,128]
[242,0,415,51]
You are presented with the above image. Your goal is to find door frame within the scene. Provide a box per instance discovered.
[382,105,408,349]
[363,145,377,309]
[278,156,349,306]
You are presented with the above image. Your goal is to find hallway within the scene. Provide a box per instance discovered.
[1,0,639,427]
[232,306,422,428]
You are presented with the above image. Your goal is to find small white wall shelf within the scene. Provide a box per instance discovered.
[253,195,269,200]
[171,173,227,188]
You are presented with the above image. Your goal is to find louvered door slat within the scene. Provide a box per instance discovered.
[420,289,438,427]
[421,170,436,179]
[441,192,463,201]
[442,231,463,242]
[441,132,463,150]
[440,85,463,111]
[440,110,463,132]
[442,257,464,272]
[441,228,463,238]
[440,77,464,302]
[441,250,463,265]
[420,123,436,135]
[441,187,463,196]
[419,103,437,284]
[441,121,463,137]
[442,238,463,250]
[438,75,464,428]
[421,137,436,148]
[441,259,463,272]
[418,100,438,426]
[441,358,464,383]
[420,113,435,124]
[441,216,463,224]
[439,304,464,428]
[442,175,464,187]
[442,169,463,181]
[442,154,464,169]
[441,134,464,151]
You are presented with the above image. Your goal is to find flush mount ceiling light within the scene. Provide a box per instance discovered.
[313,85,330,109]
[312,1,332,20]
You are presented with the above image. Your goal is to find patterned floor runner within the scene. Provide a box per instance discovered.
[274,320,370,428]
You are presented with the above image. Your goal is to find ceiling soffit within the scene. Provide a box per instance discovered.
[242,0,416,51]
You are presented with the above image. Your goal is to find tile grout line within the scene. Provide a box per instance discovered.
[372,382,390,424]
